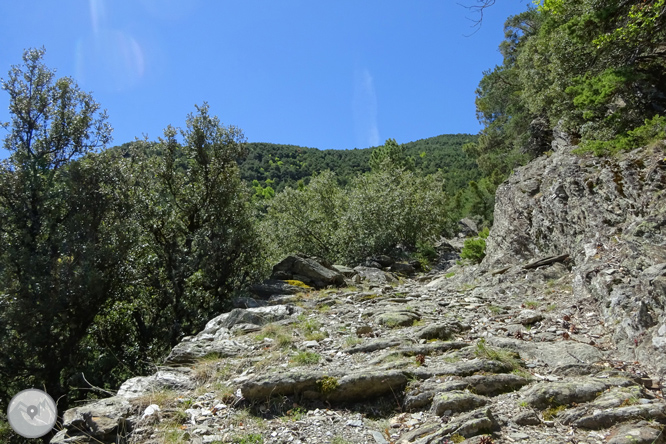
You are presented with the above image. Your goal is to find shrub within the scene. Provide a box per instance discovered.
[460,227,489,263]
[260,168,449,265]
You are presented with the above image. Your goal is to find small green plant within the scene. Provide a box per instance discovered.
[475,338,522,370]
[445,271,455,278]
[317,375,339,394]
[519,401,528,408]
[318,304,331,313]
[542,405,567,421]
[254,324,293,349]
[285,406,307,421]
[460,227,489,264]
[415,240,438,266]
[292,351,320,365]
[330,437,353,444]
[488,305,502,315]
[451,433,465,443]
[524,300,539,309]
[232,433,264,444]
[546,304,557,312]
[574,115,666,156]
[345,337,362,347]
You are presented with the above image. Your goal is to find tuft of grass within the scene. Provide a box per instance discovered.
[317,304,331,313]
[542,405,567,421]
[523,300,539,309]
[298,316,329,341]
[131,389,180,410]
[475,338,522,370]
[488,305,502,315]
[445,271,456,278]
[345,337,362,347]
[546,304,557,312]
[231,433,264,444]
[284,406,307,421]
[291,351,320,366]
[254,324,293,349]
[330,437,353,444]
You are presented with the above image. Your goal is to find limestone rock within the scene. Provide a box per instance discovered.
[53,397,132,443]
[117,367,194,398]
[354,266,398,285]
[272,254,344,287]
[430,390,489,415]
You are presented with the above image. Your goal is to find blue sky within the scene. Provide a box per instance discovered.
[0,1,531,160]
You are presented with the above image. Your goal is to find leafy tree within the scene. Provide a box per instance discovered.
[0,48,123,417]
[126,103,265,348]
[369,138,415,171]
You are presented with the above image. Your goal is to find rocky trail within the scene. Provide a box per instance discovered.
[50,141,666,444]
[51,256,665,444]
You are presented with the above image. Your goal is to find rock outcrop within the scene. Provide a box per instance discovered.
[484,141,666,375]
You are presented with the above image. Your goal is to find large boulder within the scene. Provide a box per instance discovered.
[50,397,132,444]
[271,254,344,288]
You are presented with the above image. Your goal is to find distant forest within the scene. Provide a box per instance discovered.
[240,134,480,194]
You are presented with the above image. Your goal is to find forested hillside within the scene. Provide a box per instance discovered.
[240,134,479,194]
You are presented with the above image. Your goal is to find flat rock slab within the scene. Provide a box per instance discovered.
[572,404,666,429]
[117,367,195,399]
[437,408,500,440]
[201,305,296,335]
[375,310,421,327]
[486,336,605,367]
[430,390,489,415]
[164,338,243,365]
[250,279,307,297]
[55,397,132,442]
[607,424,665,444]
[416,322,469,340]
[240,369,408,403]
[412,359,514,379]
[524,377,637,409]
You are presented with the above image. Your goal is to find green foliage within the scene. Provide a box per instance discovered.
[232,433,264,444]
[291,351,321,365]
[460,227,489,263]
[0,50,268,419]
[369,138,415,171]
[575,115,666,156]
[474,338,523,370]
[0,48,120,408]
[237,134,479,195]
[317,376,339,394]
[260,166,449,265]
[470,0,666,199]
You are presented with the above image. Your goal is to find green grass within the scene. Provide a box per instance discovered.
[254,324,293,349]
[291,351,321,365]
[474,338,522,370]
[345,337,362,347]
[231,433,264,444]
[523,300,538,309]
[542,405,566,421]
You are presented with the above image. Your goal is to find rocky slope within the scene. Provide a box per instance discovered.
[50,141,666,444]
